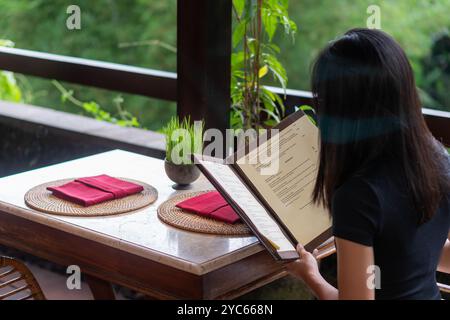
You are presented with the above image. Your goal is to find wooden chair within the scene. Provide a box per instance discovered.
[438,282,450,294]
[0,256,45,300]
[316,237,336,260]
[315,237,450,296]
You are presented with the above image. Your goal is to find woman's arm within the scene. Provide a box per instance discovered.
[335,237,375,300]
[437,233,450,274]
[286,237,375,300]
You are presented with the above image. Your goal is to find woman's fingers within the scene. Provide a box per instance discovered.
[296,244,321,260]
[312,249,319,258]
[296,243,305,253]
[296,243,308,258]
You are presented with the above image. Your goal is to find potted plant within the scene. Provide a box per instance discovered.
[162,116,203,188]
[231,0,297,130]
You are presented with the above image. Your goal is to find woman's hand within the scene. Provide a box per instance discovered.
[286,243,320,282]
[286,243,339,300]
[286,239,374,300]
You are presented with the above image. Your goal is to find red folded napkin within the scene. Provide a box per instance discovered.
[176,191,241,224]
[47,181,114,206]
[76,175,143,198]
[47,175,144,207]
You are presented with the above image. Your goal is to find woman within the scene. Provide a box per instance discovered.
[287,28,450,300]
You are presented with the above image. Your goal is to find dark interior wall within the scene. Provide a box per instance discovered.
[0,123,111,178]
[0,102,165,178]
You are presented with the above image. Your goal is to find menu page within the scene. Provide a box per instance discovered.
[198,159,296,254]
[236,115,331,246]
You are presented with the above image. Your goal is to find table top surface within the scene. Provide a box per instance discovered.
[0,150,261,275]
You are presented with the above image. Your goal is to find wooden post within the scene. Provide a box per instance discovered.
[177,0,232,134]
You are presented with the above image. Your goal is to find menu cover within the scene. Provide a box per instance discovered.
[194,111,332,261]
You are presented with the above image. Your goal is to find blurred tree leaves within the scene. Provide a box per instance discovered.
[0,0,177,130]
[421,31,450,109]
[275,0,450,111]
[0,39,22,102]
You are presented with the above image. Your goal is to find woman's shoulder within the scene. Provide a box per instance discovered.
[333,176,380,213]
[332,176,382,246]
[334,176,374,197]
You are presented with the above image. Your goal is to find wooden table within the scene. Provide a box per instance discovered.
[0,150,286,299]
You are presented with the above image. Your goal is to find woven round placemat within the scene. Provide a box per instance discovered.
[157,191,251,236]
[24,178,158,217]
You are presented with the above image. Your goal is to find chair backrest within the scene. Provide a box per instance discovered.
[0,256,45,300]
[438,282,450,294]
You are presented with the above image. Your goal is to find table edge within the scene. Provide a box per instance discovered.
[0,199,263,275]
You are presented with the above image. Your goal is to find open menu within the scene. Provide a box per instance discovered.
[194,111,332,261]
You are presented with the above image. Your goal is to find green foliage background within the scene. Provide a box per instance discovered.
[0,0,448,130]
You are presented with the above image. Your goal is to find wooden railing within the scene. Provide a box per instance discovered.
[0,47,177,101]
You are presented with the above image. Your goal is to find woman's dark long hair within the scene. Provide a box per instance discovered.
[311,28,449,223]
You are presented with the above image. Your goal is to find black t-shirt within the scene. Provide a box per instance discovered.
[332,153,450,300]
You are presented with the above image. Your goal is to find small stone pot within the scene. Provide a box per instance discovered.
[164,159,200,186]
